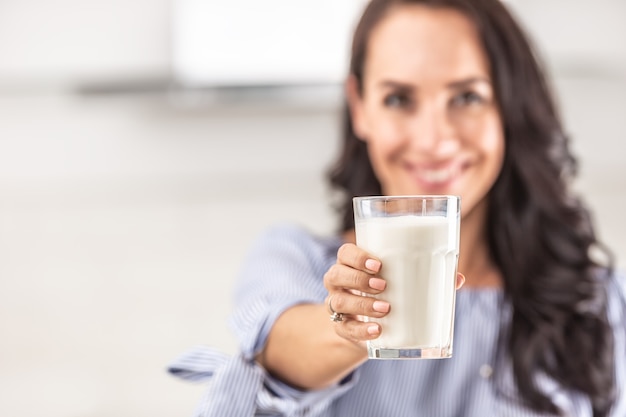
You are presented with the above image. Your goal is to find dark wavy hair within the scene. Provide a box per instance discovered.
[327,0,616,415]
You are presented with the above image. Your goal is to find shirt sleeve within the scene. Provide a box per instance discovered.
[168,345,360,417]
[169,223,358,416]
[229,223,334,358]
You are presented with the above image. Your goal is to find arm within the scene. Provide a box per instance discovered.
[256,304,366,389]
[256,243,390,390]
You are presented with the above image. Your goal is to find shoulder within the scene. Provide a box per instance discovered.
[241,222,342,275]
[604,269,626,327]
[254,222,319,244]
[250,222,342,259]
[602,269,626,415]
[608,269,626,296]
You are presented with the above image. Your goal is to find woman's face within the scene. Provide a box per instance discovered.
[348,5,505,218]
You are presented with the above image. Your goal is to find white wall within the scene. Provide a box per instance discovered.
[0,2,624,417]
[0,93,340,417]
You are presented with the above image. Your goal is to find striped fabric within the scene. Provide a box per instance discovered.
[169,223,626,417]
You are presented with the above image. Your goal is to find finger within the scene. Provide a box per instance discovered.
[333,317,382,342]
[456,272,466,290]
[324,264,386,294]
[337,243,381,274]
[329,292,390,319]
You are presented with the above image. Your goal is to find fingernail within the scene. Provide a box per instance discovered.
[365,259,381,273]
[372,300,390,313]
[369,278,386,291]
[457,273,466,289]
[367,324,380,335]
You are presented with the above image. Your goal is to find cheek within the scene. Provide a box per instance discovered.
[366,126,406,173]
[364,125,405,187]
[363,113,407,156]
[366,139,391,176]
[476,121,506,194]
[460,111,505,164]
[480,119,506,169]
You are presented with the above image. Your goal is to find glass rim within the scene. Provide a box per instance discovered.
[353,195,460,202]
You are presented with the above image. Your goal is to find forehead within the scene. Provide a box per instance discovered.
[364,5,491,83]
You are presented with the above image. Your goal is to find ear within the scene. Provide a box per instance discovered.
[345,75,369,141]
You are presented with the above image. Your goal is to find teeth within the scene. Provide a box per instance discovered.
[422,168,454,183]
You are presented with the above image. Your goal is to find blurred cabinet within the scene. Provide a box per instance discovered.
[0,0,171,85]
[171,0,369,87]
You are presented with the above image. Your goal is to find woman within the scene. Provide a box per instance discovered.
[169,0,626,415]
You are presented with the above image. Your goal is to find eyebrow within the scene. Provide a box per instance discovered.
[378,80,413,90]
[446,77,492,89]
[378,77,492,91]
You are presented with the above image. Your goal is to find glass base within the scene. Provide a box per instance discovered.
[367,346,452,359]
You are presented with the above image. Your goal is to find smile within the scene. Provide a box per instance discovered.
[408,163,464,186]
[421,167,457,183]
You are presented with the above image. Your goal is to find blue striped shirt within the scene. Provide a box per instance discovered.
[169,223,626,417]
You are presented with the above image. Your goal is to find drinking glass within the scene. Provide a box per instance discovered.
[353,195,461,359]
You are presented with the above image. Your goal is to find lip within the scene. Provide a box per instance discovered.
[404,160,468,190]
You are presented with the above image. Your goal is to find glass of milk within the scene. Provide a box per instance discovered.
[353,195,460,359]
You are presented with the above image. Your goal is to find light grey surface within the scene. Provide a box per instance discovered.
[0,2,624,417]
[0,95,339,417]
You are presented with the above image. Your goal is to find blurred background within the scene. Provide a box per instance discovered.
[0,1,624,416]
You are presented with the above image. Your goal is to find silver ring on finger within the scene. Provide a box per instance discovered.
[328,295,344,323]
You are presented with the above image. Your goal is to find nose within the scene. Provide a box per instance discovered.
[408,103,458,156]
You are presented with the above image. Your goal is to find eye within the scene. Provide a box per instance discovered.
[451,91,484,107]
[383,92,412,109]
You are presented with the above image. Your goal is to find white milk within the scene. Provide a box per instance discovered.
[356,215,459,350]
